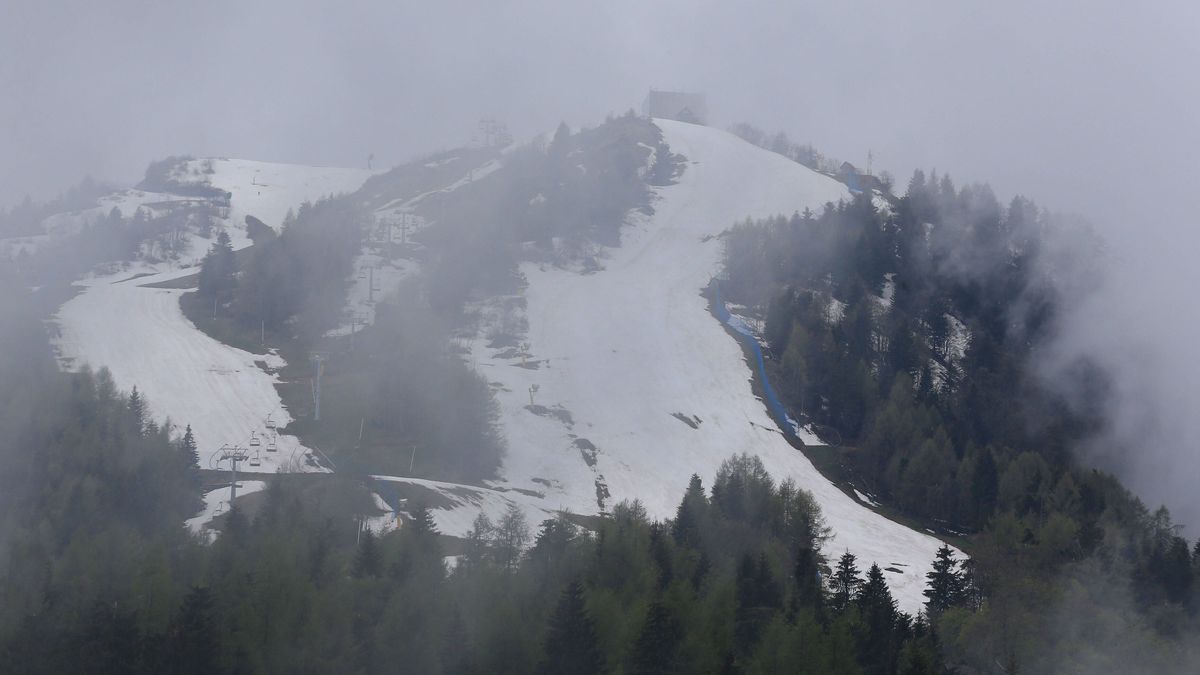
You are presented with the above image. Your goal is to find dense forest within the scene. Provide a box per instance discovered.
[722,168,1200,671]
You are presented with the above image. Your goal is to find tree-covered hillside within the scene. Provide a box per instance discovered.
[722,168,1200,672]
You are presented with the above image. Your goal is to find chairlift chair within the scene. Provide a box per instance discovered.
[249,453,261,467]
[249,431,261,448]
[265,414,276,431]
[267,434,278,452]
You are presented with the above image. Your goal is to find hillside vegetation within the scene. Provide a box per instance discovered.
[722,168,1200,671]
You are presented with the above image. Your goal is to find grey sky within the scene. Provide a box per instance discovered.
[4,1,1200,523]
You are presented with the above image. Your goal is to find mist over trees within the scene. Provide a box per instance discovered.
[722,168,1200,672]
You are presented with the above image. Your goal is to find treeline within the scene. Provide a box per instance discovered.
[728,122,850,178]
[2,403,965,675]
[722,171,1200,671]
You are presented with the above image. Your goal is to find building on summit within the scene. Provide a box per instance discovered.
[642,90,707,125]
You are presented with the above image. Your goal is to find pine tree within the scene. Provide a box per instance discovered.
[856,564,900,674]
[671,474,706,547]
[735,552,780,655]
[127,387,145,435]
[831,550,863,612]
[539,579,603,675]
[181,424,199,468]
[970,448,998,526]
[923,544,964,615]
[167,586,217,675]
[78,600,143,674]
[410,504,439,537]
[353,529,382,578]
[692,550,711,591]
[648,523,673,589]
[223,505,249,544]
[198,230,237,302]
[793,546,825,610]
[630,600,682,674]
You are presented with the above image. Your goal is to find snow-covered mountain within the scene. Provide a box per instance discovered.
[375,120,951,612]
[24,124,953,612]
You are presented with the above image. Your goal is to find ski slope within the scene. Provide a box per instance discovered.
[56,278,315,474]
[174,158,376,230]
[467,119,950,612]
[54,160,375,477]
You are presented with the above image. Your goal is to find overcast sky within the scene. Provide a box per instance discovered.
[4,0,1200,524]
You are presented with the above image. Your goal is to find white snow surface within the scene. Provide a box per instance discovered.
[465,119,951,612]
[56,277,315,474]
[175,158,375,230]
[54,160,376,477]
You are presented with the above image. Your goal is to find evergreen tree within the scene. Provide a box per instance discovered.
[630,600,682,674]
[856,563,900,675]
[648,522,674,589]
[735,552,781,655]
[672,474,706,547]
[198,230,237,302]
[831,550,863,612]
[923,544,964,615]
[410,503,439,537]
[353,528,382,578]
[180,424,199,468]
[692,550,711,591]
[127,387,146,435]
[167,587,217,675]
[970,448,998,526]
[77,600,143,675]
[793,545,825,610]
[539,579,603,675]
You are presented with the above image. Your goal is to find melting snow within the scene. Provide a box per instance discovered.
[457,118,952,612]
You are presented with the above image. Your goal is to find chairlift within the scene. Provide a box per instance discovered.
[267,434,278,452]
[249,453,261,467]
[249,431,261,448]
[265,414,276,431]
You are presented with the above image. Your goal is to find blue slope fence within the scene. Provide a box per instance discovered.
[713,284,795,439]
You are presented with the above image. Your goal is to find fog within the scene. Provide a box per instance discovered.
[4,2,1200,524]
